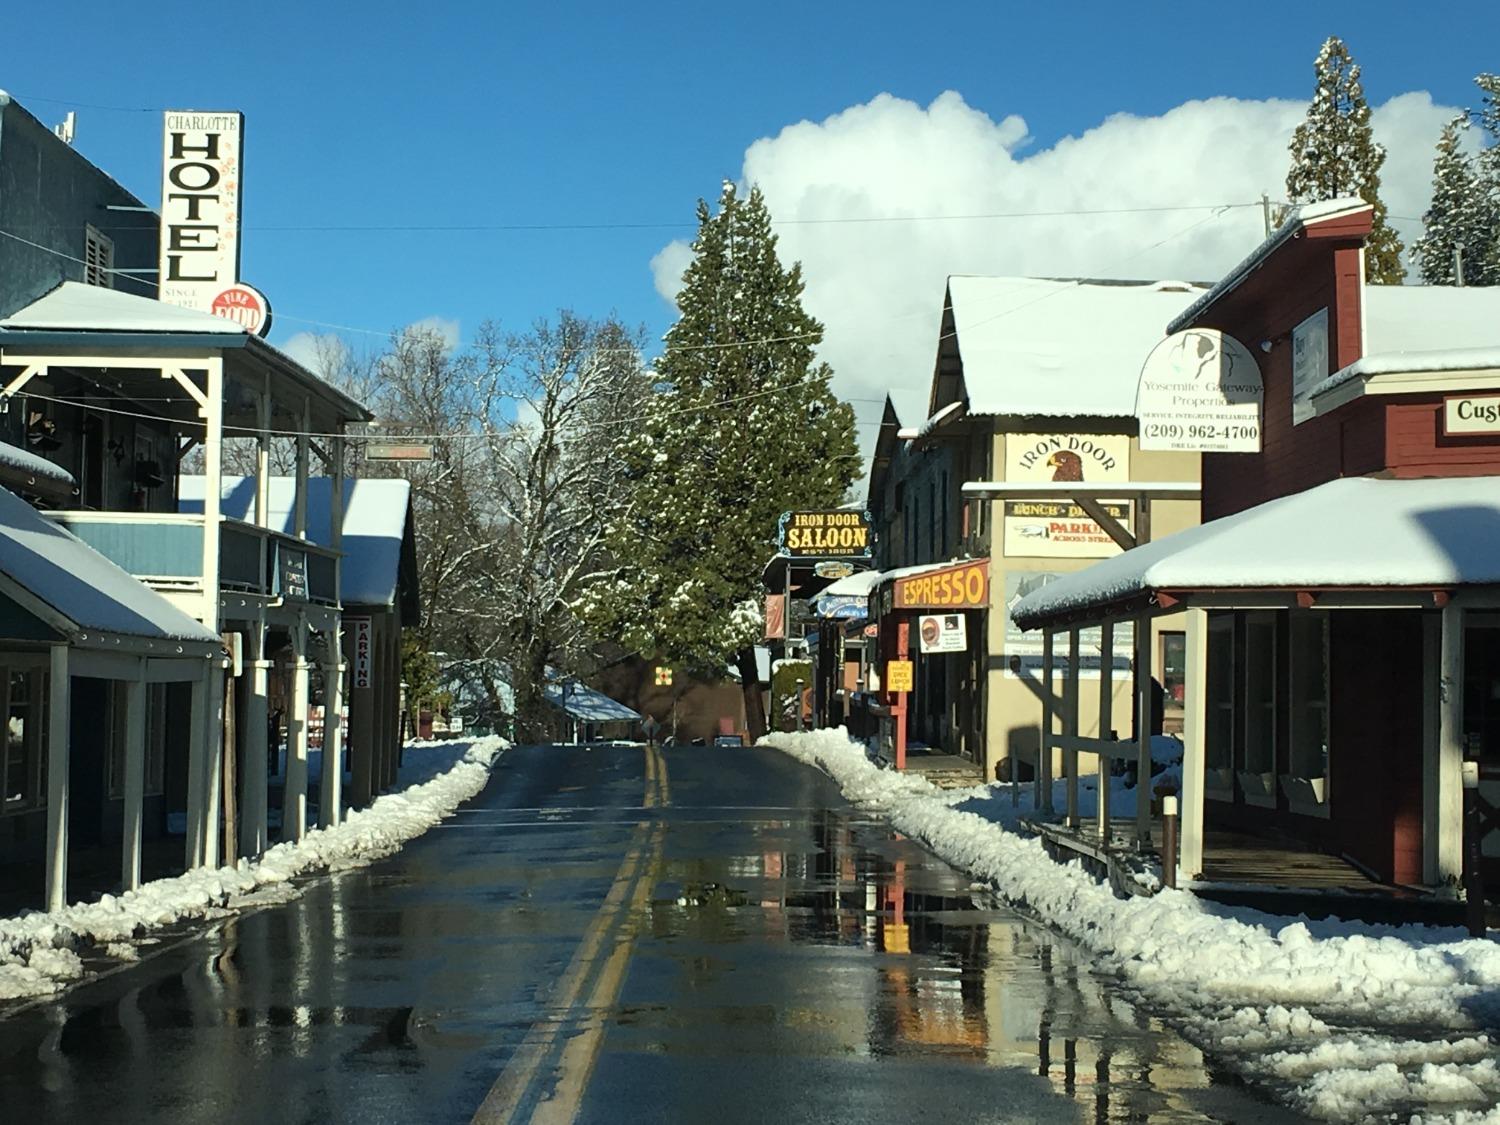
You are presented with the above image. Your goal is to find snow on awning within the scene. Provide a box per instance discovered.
[0,439,75,493]
[544,681,641,722]
[0,486,219,644]
[947,276,1206,419]
[1010,476,1500,630]
[896,401,964,441]
[1309,346,1500,404]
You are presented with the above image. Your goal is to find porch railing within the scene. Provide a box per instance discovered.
[47,511,339,605]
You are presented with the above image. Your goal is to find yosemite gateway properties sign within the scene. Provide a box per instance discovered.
[777,510,873,558]
[159,110,244,313]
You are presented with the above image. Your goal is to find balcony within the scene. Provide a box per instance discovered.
[47,512,339,606]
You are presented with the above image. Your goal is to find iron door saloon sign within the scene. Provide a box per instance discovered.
[777,510,873,558]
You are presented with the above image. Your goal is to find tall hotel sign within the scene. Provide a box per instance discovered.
[159,111,244,313]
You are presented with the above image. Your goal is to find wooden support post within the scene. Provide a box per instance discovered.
[1061,628,1079,822]
[241,640,271,857]
[186,673,208,869]
[1178,608,1208,881]
[1430,602,1465,888]
[202,662,224,869]
[201,358,223,634]
[44,644,70,912]
[895,617,909,771]
[121,663,147,892]
[285,617,310,841]
[319,637,345,829]
[1096,622,1114,842]
[1134,613,1153,846]
[1039,629,1054,811]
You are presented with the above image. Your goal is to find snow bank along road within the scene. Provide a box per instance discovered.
[764,729,1500,1125]
[0,736,508,1003]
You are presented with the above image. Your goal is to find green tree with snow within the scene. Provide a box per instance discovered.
[1474,73,1500,280]
[1285,36,1405,283]
[579,182,859,739]
[1413,115,1499,285]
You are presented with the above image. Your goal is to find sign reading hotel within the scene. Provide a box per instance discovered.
[777,509,873,558]
[1136,329,1263,452]
[1002,433,1132,558]
[1444,394,1500,436]
[349,617,372,689]
[893,559,989,610]
[159,110,244,315]
[1291,307,1329,425]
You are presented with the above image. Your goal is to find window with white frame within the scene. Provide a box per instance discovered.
[1286,612,1331,807]
[84,225,114,288]
[3,668,47,813]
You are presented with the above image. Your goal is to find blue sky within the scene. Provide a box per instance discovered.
[4,1,1498,427]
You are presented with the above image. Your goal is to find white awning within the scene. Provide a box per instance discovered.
[1010,476,1500,629]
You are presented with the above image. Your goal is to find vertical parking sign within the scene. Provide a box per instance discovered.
[349,617,372,689]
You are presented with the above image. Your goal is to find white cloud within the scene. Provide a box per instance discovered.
[651,89,1460,439]
[406,315,462,354]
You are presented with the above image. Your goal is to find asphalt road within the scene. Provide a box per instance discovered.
[0,744,1303,1124]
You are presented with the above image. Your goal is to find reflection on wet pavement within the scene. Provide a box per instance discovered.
[0,747,1300,1124]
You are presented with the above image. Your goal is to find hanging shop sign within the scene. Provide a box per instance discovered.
[814,560,856,579]
[886,660,913,693]
[777,510,873,558]
[817,595,869,620]
[1002,433,1131,559]
[892,559,989,611]
[1136,329,1263,452]
[365,441,436,462]
[764,595,785,640]
[1443,394,1500,436]
[1001,572,1132,679]
[1291,307,1330,425]
[209,282,272,336]
[918,613,967,654]
[159,110,245,314]
[349,617,372,689]
[279,548,308,601]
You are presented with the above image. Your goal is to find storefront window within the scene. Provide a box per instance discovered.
[1239,614,1277,802]
[1205,614,1234,793]
[1287,612,1330,808]
[3,669,47,812]
[1160,631,1185,715]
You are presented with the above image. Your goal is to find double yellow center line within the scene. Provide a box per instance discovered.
[473,743,668,1124]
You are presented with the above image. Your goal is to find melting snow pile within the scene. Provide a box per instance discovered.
[0,736,506,1003]
[765,728,1500,1124]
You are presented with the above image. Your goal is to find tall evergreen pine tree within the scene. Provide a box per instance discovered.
[1475,73,1500,280]
[1285,36,1405,283]
[1413,116,1498,285]
[580,183,858,738]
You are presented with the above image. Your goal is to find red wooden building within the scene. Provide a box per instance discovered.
[1012,199,1500,896]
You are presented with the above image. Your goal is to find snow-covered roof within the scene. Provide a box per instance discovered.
[0,486,219,643]
[178,476,412,608]
[896,401,964,441]
[0,440,75,490]
[1166,198,1372,335]
[947,277,1206,418]
[817,569,884,599]
[1310,347,1500,401]
[0,281,245,335]
[544,681,642,722]
[1011,476,1500,628]
[1364,286,1500,355]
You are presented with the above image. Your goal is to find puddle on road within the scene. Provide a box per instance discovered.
[637,807,1297,1124]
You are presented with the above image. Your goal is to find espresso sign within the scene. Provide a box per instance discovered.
[160,110,244,313]
[1444,394,1500,436]
[777,510,872,558]
[893,559,989,610]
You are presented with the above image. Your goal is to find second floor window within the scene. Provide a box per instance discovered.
[84,225,114,288]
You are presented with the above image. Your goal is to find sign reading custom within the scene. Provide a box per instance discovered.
[777,510,873,558]
[159,110,244,314]
[893,559,989,610]
[1136,329,1263,452]
[1444,394,1500,436]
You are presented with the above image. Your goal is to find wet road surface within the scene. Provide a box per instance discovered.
[0,745,1304,1123]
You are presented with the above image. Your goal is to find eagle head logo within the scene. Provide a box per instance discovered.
[1046,450,1084,482]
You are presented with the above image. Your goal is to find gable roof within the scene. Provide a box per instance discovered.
[178,476,418,614]
[942,277,1207,419]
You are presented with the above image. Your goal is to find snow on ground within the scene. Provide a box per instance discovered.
[0,736,506,1003]
[764,728,1500,1125]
